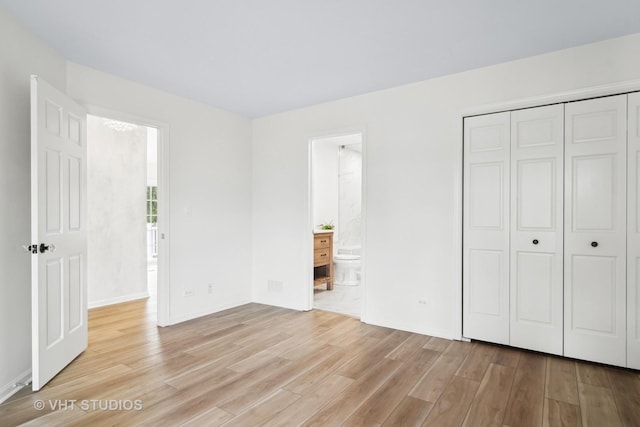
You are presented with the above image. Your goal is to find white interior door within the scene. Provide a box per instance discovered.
[463,112,510,344]
[628,91,640,370]
[509,104,564,355]
[564,94,627,367]
[31,75,88,390]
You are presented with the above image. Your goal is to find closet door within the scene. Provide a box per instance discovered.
[564,95,627,367]
[628,92,640,370]
[509,104,564,355]
[463,112,510,344]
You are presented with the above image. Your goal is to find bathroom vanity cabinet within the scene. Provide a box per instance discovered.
[313,232,333,290]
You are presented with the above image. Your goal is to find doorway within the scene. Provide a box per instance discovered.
[310,133,364,318]
[87,115,162,318]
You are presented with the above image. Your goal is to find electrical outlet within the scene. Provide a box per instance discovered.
[418,299,428,305]
[207,283,214,294]
[183,289,195,297]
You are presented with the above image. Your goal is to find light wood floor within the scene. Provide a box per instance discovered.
[2,298,640,426]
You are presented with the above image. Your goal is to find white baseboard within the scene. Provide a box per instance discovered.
[88,292,150,309]
[0,369,31,404]
[251,295,307,312]
[363,316,456,341]
[168,299,252,325]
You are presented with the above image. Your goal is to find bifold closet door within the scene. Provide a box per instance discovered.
[463,112,510,344]
[509,105,564,355]
[628,92,640,370]
[564,95,627,367]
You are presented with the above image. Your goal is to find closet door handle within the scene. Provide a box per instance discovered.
[532,239,539,245]
[591,241,598,248]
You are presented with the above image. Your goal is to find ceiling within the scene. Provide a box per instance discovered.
[2,1,640,118]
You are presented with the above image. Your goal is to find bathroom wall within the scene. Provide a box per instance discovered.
[338,145,362,249]
[312,142,338,231]
[87,116,148,308]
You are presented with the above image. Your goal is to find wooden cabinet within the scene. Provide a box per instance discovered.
[313,232,333,290]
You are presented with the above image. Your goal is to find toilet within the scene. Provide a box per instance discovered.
[334,246,361,286]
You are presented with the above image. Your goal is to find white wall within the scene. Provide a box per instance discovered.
[312,142,339,231]
[67,63,253,324]
[338,146,362,249]
[252,33,640,337]
[147,128,158,187]
[87,116,148,307]
[0,5,253,399]
[0,7,67,401]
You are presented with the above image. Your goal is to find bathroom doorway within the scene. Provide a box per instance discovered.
[310,132,364,318]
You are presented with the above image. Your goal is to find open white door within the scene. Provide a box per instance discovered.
[30,75,88,391]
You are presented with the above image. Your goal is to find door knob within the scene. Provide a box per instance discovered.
[39,243,56,253]
[591,241,598,248]
[532,239,539,245]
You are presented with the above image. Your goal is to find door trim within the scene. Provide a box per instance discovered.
[455,79,640,341]
[86,105,172,327]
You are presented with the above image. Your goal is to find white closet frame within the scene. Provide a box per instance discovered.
[628,92,640,370]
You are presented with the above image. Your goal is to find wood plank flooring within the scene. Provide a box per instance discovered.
[2,298,640,426]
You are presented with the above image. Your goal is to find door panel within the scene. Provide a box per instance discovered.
[68,255,83,331]
[45,100,62,135]
[517,159,555,230]
[469,124,506,152]
[572,111,618,143]
[469,163,505,229]
[463,112,510,344]
[628,92,640,369]
[573,154,615,231]
[45,259,63,346]
[45,149,62,232]
[68,157,81,230]
[510,104,564,355]
[31,76,88,390]
[515,252,553,323]
[565,95,627,367]
[571,255,617,333]
[468,249,503,316]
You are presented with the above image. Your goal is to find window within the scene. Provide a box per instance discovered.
[147,186,157,224]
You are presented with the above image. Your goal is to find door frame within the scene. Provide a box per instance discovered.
[86,105,171,327]
[306,128,368,321]
[454,79,640,341]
